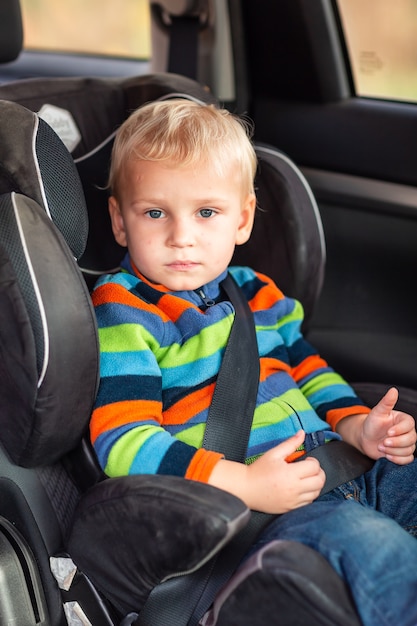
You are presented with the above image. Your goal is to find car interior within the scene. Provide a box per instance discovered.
[1,1,417,625]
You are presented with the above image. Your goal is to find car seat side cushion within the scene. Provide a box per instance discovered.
[67,474,250,615]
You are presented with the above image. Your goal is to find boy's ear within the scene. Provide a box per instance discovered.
[109,196,128,247]
[236,193,256,246]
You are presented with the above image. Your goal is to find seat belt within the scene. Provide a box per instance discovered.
[202,273,260,460]
[186,274,274,624]
[151,2,209,80]
[168,15,199,79]
[136,273,374,626]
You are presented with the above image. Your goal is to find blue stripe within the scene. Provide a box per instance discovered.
[257,371,299,398]
[249,421,299,447]
[307,384,357,408]
[94,423,138,469]
[161,351,222,388]
[100,350,158,377]
[257,329,285,356]
[157,440,197,476]
[94,375,161,407]
[289,337,317,364]
[95,301,162,332]
[248,409,332,450]
[129,430,176,474]
[319,396,365,418]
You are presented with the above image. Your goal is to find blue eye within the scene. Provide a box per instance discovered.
[147,209,163,219]
[199,208,215,218]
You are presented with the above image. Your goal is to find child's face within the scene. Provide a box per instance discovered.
[109,158,256,291]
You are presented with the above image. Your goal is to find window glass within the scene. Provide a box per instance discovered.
[337,0,417,102]
[20,0,151,59]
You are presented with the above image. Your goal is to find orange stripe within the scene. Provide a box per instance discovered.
[327,405,371,430]
[185,448,224,483]
[260,357,290,382]
[90,399,162,442]
[163,382,215,424]
[250,271,285,309]
[92,283,149,310]
[93,282,178,324]
[158,292,198,323]
[291,354,328,382]
[249,282,283,313]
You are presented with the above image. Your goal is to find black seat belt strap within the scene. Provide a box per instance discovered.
[168,16,200,79]
[301,439,374,495]
[186,274,273,624]
[202,273,260,461]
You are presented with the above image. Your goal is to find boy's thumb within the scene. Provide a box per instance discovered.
[373,387,398,416]
[282,429,306,462]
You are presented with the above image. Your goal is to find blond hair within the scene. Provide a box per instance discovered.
[109,99,257,198]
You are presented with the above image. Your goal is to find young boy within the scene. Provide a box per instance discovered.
[90,99,417,625]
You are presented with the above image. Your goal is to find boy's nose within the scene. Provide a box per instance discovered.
[168,218,194,247]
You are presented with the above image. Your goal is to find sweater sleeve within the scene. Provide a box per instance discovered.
[254,271,371,430]
[90,279,223,481]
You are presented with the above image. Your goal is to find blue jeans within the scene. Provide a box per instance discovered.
[250,457,417,626]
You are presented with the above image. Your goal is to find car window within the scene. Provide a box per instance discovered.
[336,0,417,103]
[20,0,151,59]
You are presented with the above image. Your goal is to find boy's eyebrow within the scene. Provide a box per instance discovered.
[192,197,229,205]
[130,195,231,207]
[128,196,169,207]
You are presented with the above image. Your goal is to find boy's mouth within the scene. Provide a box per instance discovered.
[167,261,199,271]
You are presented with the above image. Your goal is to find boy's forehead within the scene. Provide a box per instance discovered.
[125,154,242,176]
[119,157,249,201]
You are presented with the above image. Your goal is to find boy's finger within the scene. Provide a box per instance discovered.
[297,456,325,478]
[373,387,398,416]
[282,430,305,462]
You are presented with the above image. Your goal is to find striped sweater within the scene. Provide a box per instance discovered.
[90,256,369,482]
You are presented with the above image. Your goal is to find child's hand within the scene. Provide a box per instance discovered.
[243,430,326,513]
[208,430,325,514]
[358,387,416,464]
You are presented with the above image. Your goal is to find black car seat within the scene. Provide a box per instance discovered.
[0,74,366,626]
[0,95,253,626]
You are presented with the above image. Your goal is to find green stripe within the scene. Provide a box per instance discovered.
[175,423,205,448]
[99,323,160,353]
[158,314,233,366]
[252,387,312,428]
[105,426,152,475]
[301,372,347,396]
[276,299,304,329]
[257,300,303,333]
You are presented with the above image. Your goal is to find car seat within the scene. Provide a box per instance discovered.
[0,95,252,626]
[0,74,367,626]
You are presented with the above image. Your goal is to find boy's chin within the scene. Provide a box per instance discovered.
[163,278,208,292]
[161,273,218,292]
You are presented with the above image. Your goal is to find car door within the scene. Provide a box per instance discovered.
[238,0,417,393]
